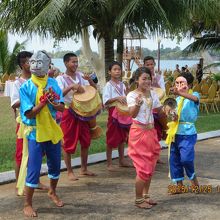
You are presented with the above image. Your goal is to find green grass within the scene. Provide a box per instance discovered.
[0,96,220,172]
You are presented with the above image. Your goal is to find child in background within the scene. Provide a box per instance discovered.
[102,61,131,171]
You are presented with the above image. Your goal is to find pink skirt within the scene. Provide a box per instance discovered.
[128,124,161,181]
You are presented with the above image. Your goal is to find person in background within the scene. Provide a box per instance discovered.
[102,61,131,171]
[175,64,181,74]
[143,56,165,90]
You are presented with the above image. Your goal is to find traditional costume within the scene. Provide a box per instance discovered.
[151,72,166,142]
[19,51,63,190]
[56,72,91,154]
[11,77,27,166]
[166,90,200,182]
[102,81,129,148]
[127,90,161,181]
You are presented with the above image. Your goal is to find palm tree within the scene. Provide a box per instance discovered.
[0,30,26,75]
[0,0,219,81]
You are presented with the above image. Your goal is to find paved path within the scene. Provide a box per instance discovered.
[0,138,220,220]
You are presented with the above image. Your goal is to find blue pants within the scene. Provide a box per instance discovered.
[170,134,197,182]
[26,140,61,188]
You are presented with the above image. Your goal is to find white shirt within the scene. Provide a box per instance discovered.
[102,81,126,105]
[126,90,161,124]
[10,78,27,107]
[56,72,89,105]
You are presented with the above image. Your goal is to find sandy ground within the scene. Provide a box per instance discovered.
[0,138,220,220]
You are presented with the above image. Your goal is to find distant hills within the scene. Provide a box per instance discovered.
[49,46,220,60]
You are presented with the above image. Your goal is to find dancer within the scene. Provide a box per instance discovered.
[166,72,200,193]
[20,51,64,217]
[11,51,47,195]
[127,67,161,208]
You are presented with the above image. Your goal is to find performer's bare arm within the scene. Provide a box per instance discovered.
[25,102,46,119]
[172,87,199,103]
[12,101,20,109]
[105,96,127,105]
[62,84,84,97]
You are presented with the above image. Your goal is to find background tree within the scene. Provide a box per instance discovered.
[0,0,219,82]
[0,30,26,75]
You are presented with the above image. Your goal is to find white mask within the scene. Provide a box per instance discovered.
[30,51,51,76]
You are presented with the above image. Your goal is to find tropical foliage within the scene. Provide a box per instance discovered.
[0,0,219,80]
[0,30,26,75]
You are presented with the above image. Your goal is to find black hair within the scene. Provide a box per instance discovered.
[181,66,186,71]
[163,97,177,109]
[17,51,33,69]
[108,61,122,71]
[179,72,194,85]
[63,53,77,63]
[134,67,152,81]
[143,56,155,64]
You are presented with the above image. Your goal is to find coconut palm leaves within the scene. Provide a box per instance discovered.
[0,31,26,75]
[0,0,219,80]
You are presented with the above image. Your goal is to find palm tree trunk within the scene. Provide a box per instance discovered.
[116,34,124,67]
[104,36,114,82]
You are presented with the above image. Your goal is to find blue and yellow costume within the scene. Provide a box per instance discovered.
[169,92,200,182]
[20,76,64,188]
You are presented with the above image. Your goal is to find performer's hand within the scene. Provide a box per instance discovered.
[135,94,143,106]
[72,84,85,93]
[117,96,127,105]
[82,73,91,81]
[76,85,85,93]
[170,87,179,95]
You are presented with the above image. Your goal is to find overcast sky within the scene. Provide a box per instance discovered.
[8,33,194,53]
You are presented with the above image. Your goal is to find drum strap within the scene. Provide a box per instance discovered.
[109,80,123,96]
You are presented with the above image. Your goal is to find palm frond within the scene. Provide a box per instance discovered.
[6,40,26,74]
[203,62,220,70]
[0,30,9,74]
[183,35,220,53]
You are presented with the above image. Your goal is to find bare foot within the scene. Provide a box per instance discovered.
[135,201,152,209]
[144,198,157,205]
[23,204,37,217]
[48,191,64,207]
[67,172,79,181]
[107,165,118,172]
[80,170,96,176]
[37,182,49,190]
[119,159,133,167]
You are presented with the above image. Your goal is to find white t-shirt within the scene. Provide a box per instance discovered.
[10,78,27,107]
[56,72,89,105]
[126,90,161,124]
[102,81,126,105]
